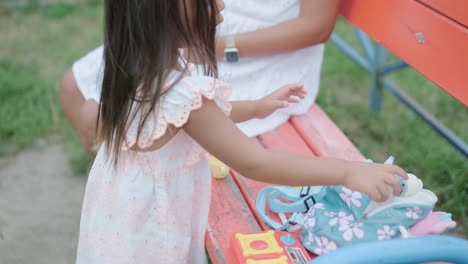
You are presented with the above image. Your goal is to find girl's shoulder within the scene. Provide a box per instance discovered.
[123,74,232,151]
[165,74,231,101]
[161,73,232,117]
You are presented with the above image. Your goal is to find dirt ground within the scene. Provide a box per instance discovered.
[0,141,87,264]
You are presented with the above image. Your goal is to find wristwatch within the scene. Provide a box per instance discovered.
[224,34,239,63]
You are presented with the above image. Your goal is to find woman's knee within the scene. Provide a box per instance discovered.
[78,100,100,154]
[58,68,98,154]
[58,68,85,120]
[59,68,80,103]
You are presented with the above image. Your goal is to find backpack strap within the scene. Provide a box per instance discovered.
[256,186,325,231]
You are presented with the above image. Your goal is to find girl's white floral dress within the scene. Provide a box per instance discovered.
[77,75,232,264]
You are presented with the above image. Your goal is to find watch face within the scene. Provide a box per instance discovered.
[225,49,239,62]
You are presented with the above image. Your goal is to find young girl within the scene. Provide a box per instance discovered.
[77,0,407,263]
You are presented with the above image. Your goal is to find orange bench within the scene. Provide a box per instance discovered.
[339,0,468,106]
[206,105,363,263]
[206,0,467,263]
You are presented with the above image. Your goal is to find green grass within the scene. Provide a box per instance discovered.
[0,0,102,174]
[0,2,466,238]
[0,59,56,154]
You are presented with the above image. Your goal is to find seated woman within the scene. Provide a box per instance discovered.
[58,0,340,154]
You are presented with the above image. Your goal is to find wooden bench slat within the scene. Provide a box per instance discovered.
[418,0,468,27]
[229,171,270,231]
[258,122,313,157]
[207,176,262,264]
[291,104,364,161]
[339,0,468,106]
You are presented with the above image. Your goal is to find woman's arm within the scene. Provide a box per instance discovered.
[183,98,408,202]
[216,0,340,59]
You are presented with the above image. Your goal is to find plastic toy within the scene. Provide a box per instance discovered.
[364,173,424,215]
[311,235,468,264]
[409,211,456,236]
[209,156,230,179]
[231,230,311,263]
[396,173,423,196]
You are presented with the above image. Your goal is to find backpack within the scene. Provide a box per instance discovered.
[255,157,437,255]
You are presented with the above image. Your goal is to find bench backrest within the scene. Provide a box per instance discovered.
[339,0,468,106]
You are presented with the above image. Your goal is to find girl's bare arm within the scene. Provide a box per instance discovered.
[183,98,407,202]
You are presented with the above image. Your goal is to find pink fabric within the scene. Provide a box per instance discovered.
[409,211,456,236]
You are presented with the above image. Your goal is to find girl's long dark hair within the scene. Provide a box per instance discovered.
[99,0,218,164]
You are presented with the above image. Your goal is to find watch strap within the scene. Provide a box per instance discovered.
[225,34,236,49]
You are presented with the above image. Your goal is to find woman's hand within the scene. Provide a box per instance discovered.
[255,84,306,119]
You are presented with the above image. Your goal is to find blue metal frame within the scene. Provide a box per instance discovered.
[330,29,468,157]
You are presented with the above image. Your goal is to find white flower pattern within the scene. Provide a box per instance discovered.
[305,230,315,245]
[312,236,337,255]
[328,212,354,227]
[304,216,316,229]
[306,202,325,217]
[406,207,422,220]
[324,211,336,217]
[339,187,363,208]
[339,222,365,241]
[377,225,396,240]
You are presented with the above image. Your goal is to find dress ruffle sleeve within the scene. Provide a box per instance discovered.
[122,76,232,153]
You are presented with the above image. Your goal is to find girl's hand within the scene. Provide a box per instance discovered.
[343,162,409,202]
[255,84,306,119]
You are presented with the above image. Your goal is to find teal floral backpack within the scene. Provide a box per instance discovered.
[255,157,438,255]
